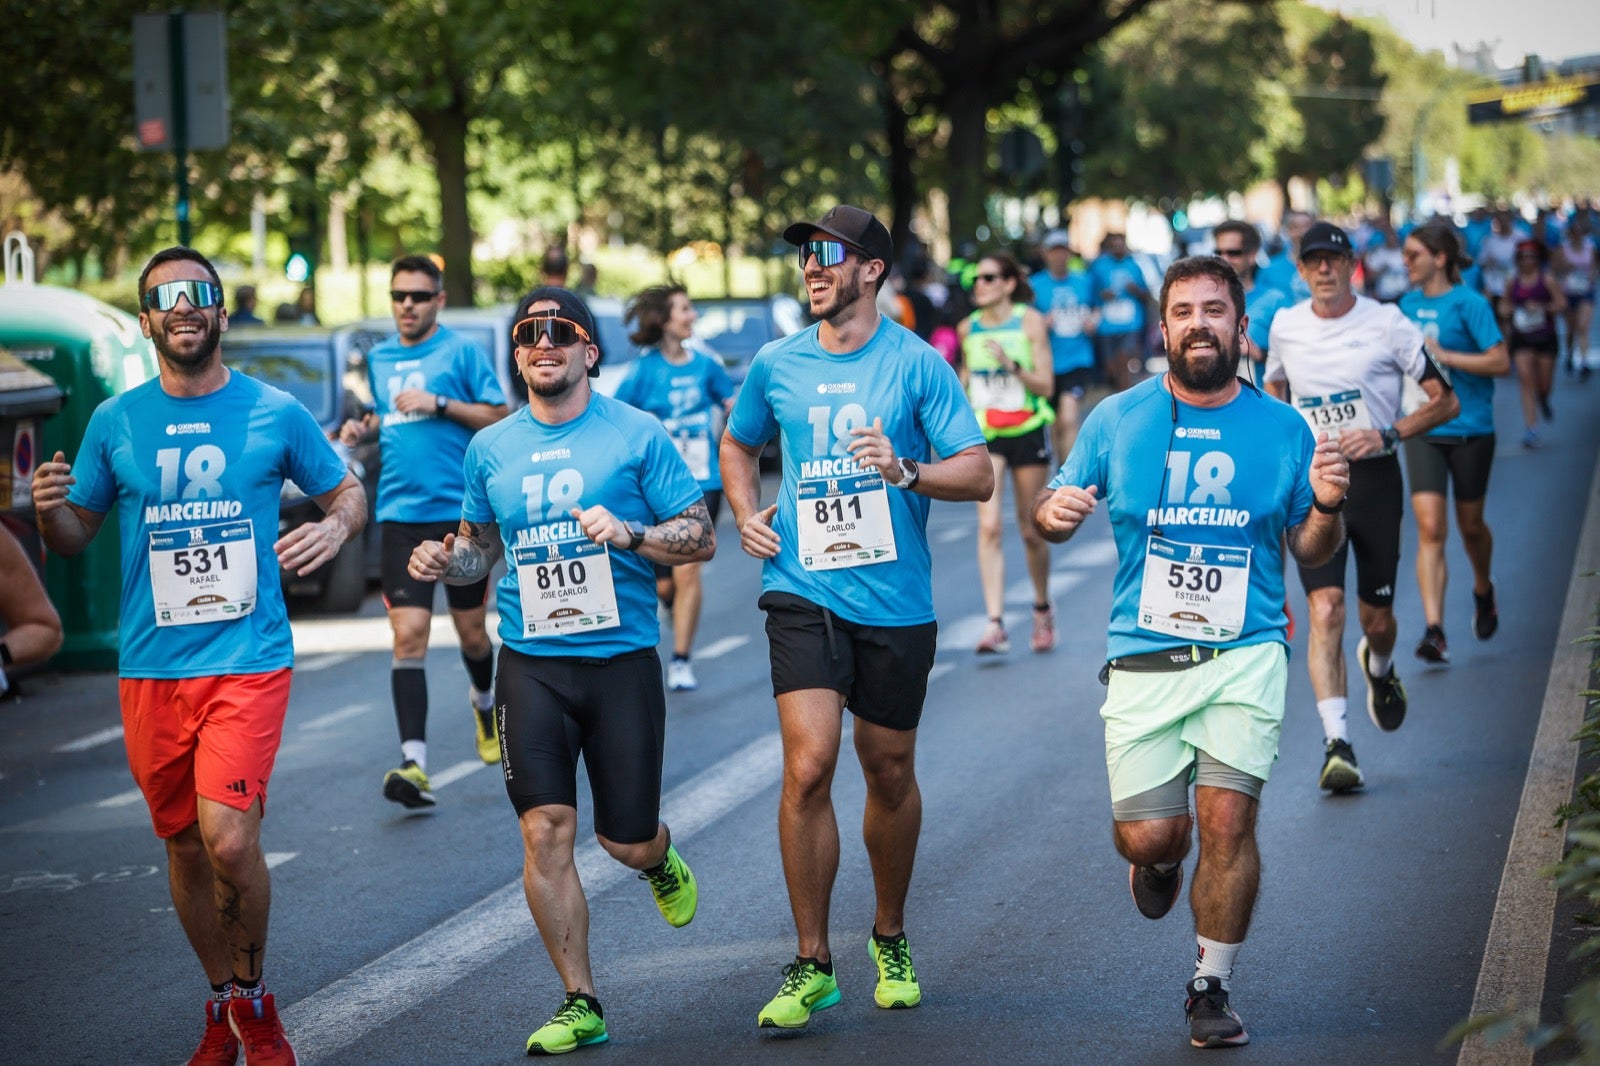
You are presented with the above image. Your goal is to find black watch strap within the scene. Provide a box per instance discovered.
[1312,496,1345,515]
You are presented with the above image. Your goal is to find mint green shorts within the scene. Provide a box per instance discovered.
[1101,642,1288,808]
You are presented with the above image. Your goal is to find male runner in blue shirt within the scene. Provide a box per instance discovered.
[1034,255,1348,1051]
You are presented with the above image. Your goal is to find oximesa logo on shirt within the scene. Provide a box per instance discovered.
[817,383,856,394]
[166,422,212,435]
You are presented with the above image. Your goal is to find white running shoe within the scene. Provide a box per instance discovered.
[667,659,698,692]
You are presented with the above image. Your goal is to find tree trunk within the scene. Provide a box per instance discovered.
[882,76,917,262]
[411,99,476,308]
[944,87,990,248]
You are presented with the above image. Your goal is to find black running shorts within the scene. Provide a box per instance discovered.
[494,645,666,844]
[985,425,1053,468]
[1404,434,1495,503]
[381,520,490,612]
[759,591,937,732]
[1296,453,1403,607]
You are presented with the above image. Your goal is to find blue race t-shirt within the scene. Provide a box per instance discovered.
[69,373,349,678]
[1088,255,1147,335]
[612,348,736,490]
[1050,376,1315,660]
[367,324,506,523]
[1258,254,1311,302]
[1030,269,1097,373]
[1398,284,1503,438]
[726,317,985,626]
[461,395,703,658]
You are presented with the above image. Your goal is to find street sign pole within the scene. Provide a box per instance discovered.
[168,13,191,246]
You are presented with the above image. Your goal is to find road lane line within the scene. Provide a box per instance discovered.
[282,731,783,1060]
[96,789,144,809]
[695,635,750,660]
[296,652,359,673]
[426,760,487,790]
[928,662,956,683]
[298,703,374,731]
[52,725,125,753]
[266,852,299,869]
[1460,450,1600,1066]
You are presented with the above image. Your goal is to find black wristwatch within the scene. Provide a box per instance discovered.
[622,520,648,551]
[435,394,449,414]
[892,457,920,490]
[1312,496,1346,515]
[1379,425,1400,452]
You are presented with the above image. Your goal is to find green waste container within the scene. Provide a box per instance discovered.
[0,283,159,670]
[0,347,63,584]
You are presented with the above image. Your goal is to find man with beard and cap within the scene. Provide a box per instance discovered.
[407,287,713,1056]
[720,204,992,1030]
[338,254,508,809]
[1264,221,1456,794]
[1033,255,1349,1051]
[31,246,366,1066]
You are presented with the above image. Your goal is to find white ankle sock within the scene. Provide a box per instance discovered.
[1195,936,1241,989]
[1366,649,1392,678]
[1316,698,1348,741]
[401,740,427,769]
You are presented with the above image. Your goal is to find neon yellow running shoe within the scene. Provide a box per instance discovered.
[757,958,840,1029]
[381,760,435,808]
[868,930,922,1008]
[471,691,500,764]
[525,992,608,1055]
[638,842,697,928]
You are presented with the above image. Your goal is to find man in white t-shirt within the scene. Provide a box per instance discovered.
[1264,222,1458,793]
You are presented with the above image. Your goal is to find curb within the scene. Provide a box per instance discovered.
[1459,446,1600,1064]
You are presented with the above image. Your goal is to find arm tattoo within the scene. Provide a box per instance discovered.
[444,519,502,581]
[653,502,714,558]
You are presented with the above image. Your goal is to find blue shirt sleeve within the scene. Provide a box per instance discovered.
[727,352,777,447]
[1285,418,1316,527]
[282,400,350,498]
[67,402,117,514]
[640,421,706,520]
[1463,291,1504,351]
[459,342,506,405]
[920,355,986,457]
[461,434,493,523]
[612,357,648,408]
[1050,401,1110,493]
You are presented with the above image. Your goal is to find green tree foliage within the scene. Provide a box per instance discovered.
[1085,1,1294,213]
[1273,11,1388,200]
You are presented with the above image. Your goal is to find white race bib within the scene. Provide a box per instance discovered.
[1295,389,1371,438]
[796,470,898,571]
[966,369,1028,414]
[672,431,711,481]
[1138,536,1251,641]
[1050,305,1087,338]
[1512,305,1548,333]
[148,520,258,627]
[514,535,621,637]
[1103,297,1137,326]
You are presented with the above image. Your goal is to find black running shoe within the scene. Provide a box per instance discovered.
[1358,637,1407,731]
[1129,863,1183,920]
[1539,394,1554,421]
[1318,737,1365,792]
[1414,625,1450,664]
[1474,585,1499,641]
[1185,976,1249,1048]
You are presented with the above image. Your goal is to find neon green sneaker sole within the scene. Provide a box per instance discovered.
[868,933,922,1009]
[757,963,840,1029]
[472,696,501,764]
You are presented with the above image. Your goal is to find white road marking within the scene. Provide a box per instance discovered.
[298,703,374,731]
[52,725,125,753]
[1459,449,1600,1066]
[95,789,144,809]
[945,571,1090,649]
[290,612,505,656]
[282,731,783,1061]
[426,760,488,790]
[928,662,956,683]
[936,525,971,544]
[265,852,299,869]
[296,652,359,673]
[695,635,750,660]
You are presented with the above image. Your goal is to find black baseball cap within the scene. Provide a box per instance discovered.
[783,205,894,266]
[514,286,601,376]
[1298,221,1354,259]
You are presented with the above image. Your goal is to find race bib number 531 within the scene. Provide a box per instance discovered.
[149,520,258,627]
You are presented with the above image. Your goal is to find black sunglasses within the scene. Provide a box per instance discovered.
[512,315,592,347]
[143,280,223,312]
[390,289,440,305]
[1216,248,1249,258]
[974,272,1008,284]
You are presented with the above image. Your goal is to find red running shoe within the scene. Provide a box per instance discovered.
[187,998,239,1066]
[228,993,297,1066]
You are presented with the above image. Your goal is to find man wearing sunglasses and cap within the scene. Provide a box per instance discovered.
[338,254,509,810]
[407,286,714,1056]
[1264,221,1458,793]
[720,205,993,1029]
[32,246,367,1066]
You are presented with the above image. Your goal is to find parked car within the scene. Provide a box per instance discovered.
[692,294,806,385]
[225,326,383,612]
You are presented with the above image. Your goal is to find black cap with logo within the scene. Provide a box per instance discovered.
[1298,221,1354,259]
[515,286,601,376]
[783,205,894,266]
